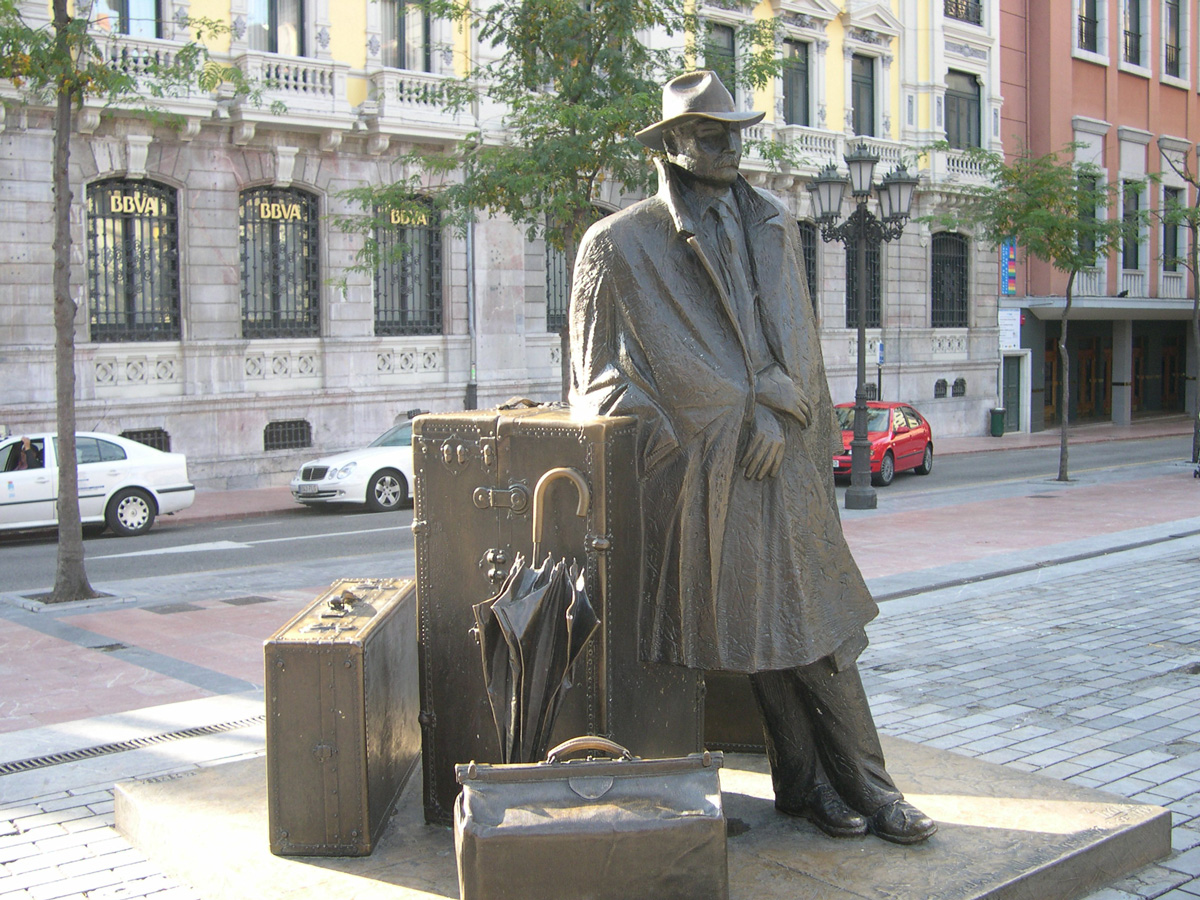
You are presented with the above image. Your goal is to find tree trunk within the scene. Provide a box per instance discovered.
[1057,270,1076,483]
[50,0,97,603]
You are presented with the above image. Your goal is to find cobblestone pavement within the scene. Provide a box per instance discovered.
[864,536,1200,900]
[4,497,1200,896]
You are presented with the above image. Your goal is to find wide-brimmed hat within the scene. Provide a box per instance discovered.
[636,70,765,152]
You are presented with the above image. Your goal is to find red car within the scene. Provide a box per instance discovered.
[832,401,934,487]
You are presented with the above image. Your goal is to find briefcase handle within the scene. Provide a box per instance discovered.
[545,736,634,764]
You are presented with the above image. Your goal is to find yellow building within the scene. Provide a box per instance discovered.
[0,0,1005,487]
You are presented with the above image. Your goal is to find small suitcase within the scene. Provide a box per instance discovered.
[454,737,727,900]
[264,578,419,857]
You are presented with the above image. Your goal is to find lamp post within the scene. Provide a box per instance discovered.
[808,143,918,510]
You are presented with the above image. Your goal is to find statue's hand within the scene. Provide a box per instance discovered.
[740,406,785,480]
[755,366,811,428]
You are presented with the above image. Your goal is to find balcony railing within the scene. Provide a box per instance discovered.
[1074,267,1106,297]
[944,0,982,25]
[1123,29,1143,65]
[233,51,350,118]
[366,69,468,133]
[1078,14,1098,53]
[1160,271,1187,299]
[1165,42,1181,77]
[1121,270,1146,297]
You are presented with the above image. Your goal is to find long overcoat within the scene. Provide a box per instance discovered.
[569,162,878,673]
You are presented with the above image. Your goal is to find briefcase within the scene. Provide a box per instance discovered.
[264,578,419,857]
[413,406,704,826]
[454,737,727,900]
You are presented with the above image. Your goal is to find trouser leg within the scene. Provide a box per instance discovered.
[750,658,902,815]
[748,668,821,809]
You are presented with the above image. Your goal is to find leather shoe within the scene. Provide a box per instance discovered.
[867,799,937,844]
[777,784,867,837]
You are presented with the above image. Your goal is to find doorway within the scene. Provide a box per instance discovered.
[1003,356,1022,432]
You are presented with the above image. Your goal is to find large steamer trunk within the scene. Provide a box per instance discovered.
[413,407,704,825]
[264,578,419,856]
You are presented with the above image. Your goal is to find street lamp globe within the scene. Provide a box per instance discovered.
[880,164,919,221]
[807,164,847,223]
[844,142,880,197]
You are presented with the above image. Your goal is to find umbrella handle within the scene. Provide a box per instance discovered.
[531,466,589,562]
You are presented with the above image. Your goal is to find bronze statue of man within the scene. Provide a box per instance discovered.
[569,70,936,844]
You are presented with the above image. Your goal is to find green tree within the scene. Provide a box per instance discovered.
[338,0,783,398]
[0,0,253,602]
[932,145,1133,481]
[1153,141,1200,465]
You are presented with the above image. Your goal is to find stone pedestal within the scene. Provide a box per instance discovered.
[115,736,1169,900]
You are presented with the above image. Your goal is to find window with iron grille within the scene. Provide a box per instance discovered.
[797,221,819,313]
[546,242,569,332]
[86,179,180,342]
[943,0,982,26]
[94,0,161,37]
[706,24,737,100]
[375,199,442,336]
[944,71,981,150]
[782,41,809,127]
[1123,0,1142,65]
[382,0,432,71]
[845,242,880,329]
[851,55,875,137]
[264,419,312,451]
[1122,181,1142,270]
[240,187,320,339]
[247,0,304,55]
[934,378,948,399]
[1163,187,1183,272]
[121,427,171,452]
[1165,0,1182,77]
[1078,0,1099,52]
[952,377,967,397]
[931,233,969,328]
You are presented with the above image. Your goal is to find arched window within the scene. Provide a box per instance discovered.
[796,220,819,313]
[845,243,880,328]
[931,232,969,327]
[944,70,981,149]
[375,199,443,336]
[86,179,180,342]
[240,187,320,338]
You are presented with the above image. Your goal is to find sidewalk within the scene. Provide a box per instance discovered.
[168,413,1196,528]
[1,413,1199,900]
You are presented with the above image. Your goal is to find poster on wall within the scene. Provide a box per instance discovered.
[1000,239,1017,295]
[998,309,1021,351]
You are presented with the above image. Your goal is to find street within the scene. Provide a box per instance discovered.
[0,434,1190,600]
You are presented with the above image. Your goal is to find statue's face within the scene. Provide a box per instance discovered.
[663,119,742,188]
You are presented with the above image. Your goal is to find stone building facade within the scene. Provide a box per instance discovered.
[0,0,1005,488]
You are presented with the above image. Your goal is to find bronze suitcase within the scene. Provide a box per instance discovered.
[704,671,766,753]
[264,578,419,856]
[413,407,705,826]
[454,737,727,900]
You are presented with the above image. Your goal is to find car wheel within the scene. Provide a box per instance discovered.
[366,470,407,512]
[915,444,933,476]
[106,488,157,536]
[872,451,895,487]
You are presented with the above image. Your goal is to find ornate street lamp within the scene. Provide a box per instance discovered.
[808,144,918,510]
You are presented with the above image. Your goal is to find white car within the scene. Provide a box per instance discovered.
[289,421,414,512]
[0,432,195,537]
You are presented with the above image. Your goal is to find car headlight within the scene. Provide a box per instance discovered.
[334,462,357,480]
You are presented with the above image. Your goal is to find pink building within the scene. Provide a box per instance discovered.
[999,0,1196,431]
